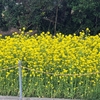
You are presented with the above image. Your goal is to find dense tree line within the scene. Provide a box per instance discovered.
[0,0,100,35]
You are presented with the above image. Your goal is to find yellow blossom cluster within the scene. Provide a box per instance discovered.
[0,28,100,99]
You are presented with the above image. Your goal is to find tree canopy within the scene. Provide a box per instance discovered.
[0,0,100,35]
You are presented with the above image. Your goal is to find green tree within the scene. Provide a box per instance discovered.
[70,0,100,34]
[1,0,100,35]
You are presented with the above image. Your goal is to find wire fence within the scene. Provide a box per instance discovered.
[1,65,100,76]
[0,60,100,100]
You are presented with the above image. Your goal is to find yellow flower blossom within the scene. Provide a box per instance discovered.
[0,29,100,98]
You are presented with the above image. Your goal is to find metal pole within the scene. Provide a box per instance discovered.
[18,60,22,100]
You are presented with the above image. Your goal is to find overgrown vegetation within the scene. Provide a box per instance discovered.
[0,0,100,35]
[0,29,100,99]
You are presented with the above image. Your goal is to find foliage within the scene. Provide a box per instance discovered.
[0,29,100,99]
[0,0,100,35]
[70,0,100,35]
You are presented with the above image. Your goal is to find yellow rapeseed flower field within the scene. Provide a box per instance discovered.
[0,28,100,99]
